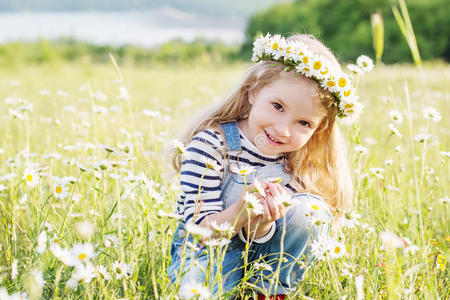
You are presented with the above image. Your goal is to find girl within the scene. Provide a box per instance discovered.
[168,33,359,299]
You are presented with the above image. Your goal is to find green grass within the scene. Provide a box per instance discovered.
[0,62,448,299]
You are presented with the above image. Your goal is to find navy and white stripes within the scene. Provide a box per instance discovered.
[176,128,290,225]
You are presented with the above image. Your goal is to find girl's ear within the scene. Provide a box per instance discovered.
[248,88,256,105]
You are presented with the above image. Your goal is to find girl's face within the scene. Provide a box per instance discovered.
[239,73,324,156]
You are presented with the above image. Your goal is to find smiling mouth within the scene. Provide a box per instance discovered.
[264,130,283,144]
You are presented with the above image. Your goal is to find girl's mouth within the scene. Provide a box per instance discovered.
[264,130,283,145]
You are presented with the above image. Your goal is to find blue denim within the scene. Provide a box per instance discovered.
[168,121,331,297]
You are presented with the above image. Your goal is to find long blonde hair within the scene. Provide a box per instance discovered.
[173,34,353,211]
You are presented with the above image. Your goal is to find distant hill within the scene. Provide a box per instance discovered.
[0,0,292,20]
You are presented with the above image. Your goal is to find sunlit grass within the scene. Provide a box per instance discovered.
[0,61,448,299]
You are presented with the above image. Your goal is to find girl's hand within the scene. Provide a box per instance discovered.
[259,182,290,224]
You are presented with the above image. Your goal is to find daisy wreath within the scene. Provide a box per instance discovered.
[252,33,363,124]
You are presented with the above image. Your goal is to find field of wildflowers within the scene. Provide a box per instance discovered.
[0,61,448,299]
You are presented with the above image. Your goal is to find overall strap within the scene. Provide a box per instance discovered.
[219,121,242,153]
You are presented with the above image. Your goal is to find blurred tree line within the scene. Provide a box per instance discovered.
[242,0,449,63]
[0,38,241,67]
[0,0,447,66]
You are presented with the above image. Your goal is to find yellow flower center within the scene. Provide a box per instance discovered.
[302,56,309,64]
[327,81,335,87]
[286,46,292,54]
[190,288,199,294]
[334,246,341,254]
[320,67,329,75]
[26,174,33,182]
[78,253,87,260]
[55,186,63,194]
[344,90,351,97]
[116,267,122,274]
[313,61,322,70]
[312,205,319,210]
[272,43,279,50]
[345,103,354,109]
[303,67,310,72]
[338,78,347,87]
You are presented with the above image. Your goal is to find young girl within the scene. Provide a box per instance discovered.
[168,33,359,299]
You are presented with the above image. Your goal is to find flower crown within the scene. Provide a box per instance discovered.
[252,33,363,124]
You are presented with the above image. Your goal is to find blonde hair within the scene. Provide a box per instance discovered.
[173,34,353,211]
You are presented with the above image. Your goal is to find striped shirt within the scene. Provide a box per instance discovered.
[176,126,295,225]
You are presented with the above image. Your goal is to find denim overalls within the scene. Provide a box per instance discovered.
[168,121,330,297]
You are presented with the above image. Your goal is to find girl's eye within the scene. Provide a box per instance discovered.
[298,120,311,128]
[272,103,284,112]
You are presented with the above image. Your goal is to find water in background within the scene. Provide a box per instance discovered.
[0,9,245,46]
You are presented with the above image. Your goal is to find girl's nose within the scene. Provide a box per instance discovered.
[275,122,290,138]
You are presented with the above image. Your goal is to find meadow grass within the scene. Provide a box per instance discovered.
[0,61,448,299]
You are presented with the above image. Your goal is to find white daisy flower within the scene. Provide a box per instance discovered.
[439,196,449,204]
[204,238,230,247]
[112,261,132,279]
[23,167,40,187]
[252,178,266,197]
[244,192,264,215]
[320,75,340,93]
[11,258,18,279]
[339,97,364,125]
[384,159,393,167]
[142,109,162,118]
[346,63,362,75]
[379,231,404,249]
[148,231,157,242]
[201,157,220,172]
[356,55,374,73]
[230,163,256,176]
[355,275,364,300]
[209,221,234,234]
[117,85,130,101]
[414,133,432,143]
[93,159,112,171]
[422,106,442,122]
[340,210,361,228]
[36,231,47,254]
[329,239,347,259]
[186,223,213,239]
[253,262,273,272]
[354,145,369,155]
[369,167,385,179]
[388,123,402,137]
[70,243,96,266]
[440,151,450,158]
[180,281,211,299]
[336,73,351,91]
[361,223,375,234]
[52,179,69,200]
[96,265,111,281]
[170,139,185,154]
[310,234,332,261]
[74,220,95,240]
[92,104,108,115]
[388,109,404,124]
[157,209,183,220]
[90,90,108,102]
[266,34,284,59]
[66,263,96,288]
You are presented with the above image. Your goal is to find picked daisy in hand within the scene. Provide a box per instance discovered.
[230,163,256,176]
[244,192,264,216]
